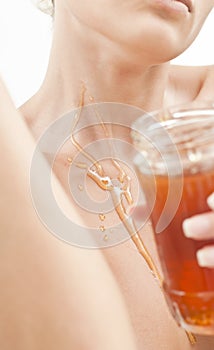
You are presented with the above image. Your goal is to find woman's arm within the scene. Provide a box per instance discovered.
[0,79,137,350]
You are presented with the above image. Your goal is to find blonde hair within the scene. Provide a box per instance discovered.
[37,0,54,16]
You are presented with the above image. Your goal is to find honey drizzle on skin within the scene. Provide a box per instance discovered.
[69,85,196,345]
[99,213,106,221]
[67,156,88,170]
[88,168,163,282]
[70,84,103,176]
[89,95,127,184]
[79,92,163,284]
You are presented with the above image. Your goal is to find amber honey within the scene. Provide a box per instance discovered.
[140,168,214,334]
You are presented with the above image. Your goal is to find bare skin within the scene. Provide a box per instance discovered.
[2,0,214,349]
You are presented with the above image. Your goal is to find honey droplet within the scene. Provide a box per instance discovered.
[103,234,108,241]
[99,213,106,221]
[67,157,73,163]
[78,184,84,191]
[99,225,106,232]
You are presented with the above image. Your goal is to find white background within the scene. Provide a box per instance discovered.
[0,0,213,106]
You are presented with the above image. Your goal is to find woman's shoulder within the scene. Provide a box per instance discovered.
[169,64,214,103]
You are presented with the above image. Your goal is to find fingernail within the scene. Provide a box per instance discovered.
[182,216,210,238]
[197,247,214,268]
[207,193,214,210]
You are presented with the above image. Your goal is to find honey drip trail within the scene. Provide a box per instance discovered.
[87,168,163,283]
[69,85,196,345]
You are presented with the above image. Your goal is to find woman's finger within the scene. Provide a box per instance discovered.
[182,212,214,240]
[207,192,214,210]
[197,246,214,268]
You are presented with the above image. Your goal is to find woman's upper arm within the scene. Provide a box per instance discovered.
[0,79,137,350]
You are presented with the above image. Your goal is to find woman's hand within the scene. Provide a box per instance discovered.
[183,193,214,268]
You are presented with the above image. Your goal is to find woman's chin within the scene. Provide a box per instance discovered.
[117,16,191,64]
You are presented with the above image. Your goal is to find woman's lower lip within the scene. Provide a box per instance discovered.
[152,0,190,16]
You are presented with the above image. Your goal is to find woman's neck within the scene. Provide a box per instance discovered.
[20,5,170,129]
